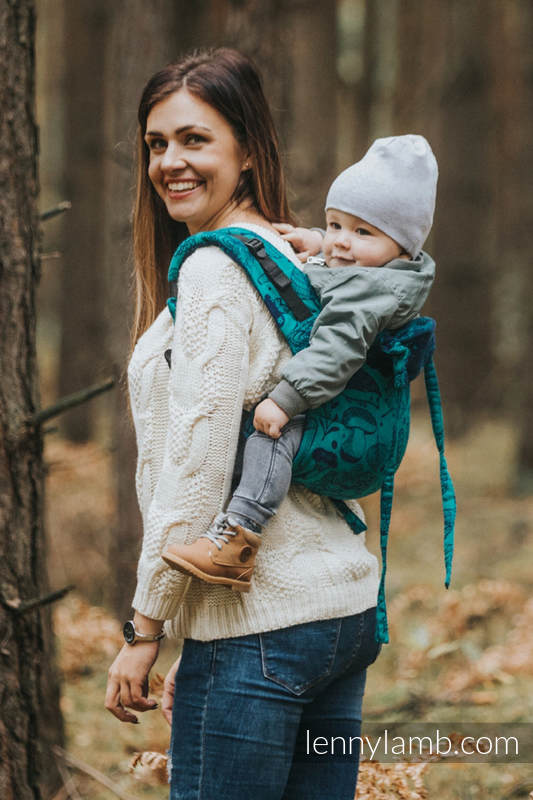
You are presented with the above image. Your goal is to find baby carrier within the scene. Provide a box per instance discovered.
[167,228,456,643]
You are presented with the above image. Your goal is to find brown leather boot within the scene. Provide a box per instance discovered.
[161,513,261,593]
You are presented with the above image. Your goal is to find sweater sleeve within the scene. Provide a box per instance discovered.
[131,247,253,620]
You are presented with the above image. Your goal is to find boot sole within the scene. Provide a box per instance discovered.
[161,552,252,593]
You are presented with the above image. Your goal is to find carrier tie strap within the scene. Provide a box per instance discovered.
[374,469,395,644]
[332,499,367,534]
[233,234,313,322]
[424,357,456,588]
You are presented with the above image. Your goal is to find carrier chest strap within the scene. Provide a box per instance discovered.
[233,234,313,322]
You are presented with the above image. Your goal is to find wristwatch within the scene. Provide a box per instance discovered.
[123,619,166,645]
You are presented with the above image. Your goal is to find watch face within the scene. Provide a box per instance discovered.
[123,621,135,644]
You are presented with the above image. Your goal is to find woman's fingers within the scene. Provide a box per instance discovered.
[272,222,294,234]
[105,642,160,724]
[162,681,174,725]
[162,657,181,726]
[104,677,139,724]
[105,676,157,722]
[128,678,159,711]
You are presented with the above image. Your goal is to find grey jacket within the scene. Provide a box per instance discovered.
[269,251,436,417]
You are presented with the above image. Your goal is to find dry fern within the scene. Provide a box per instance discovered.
[130,751,168,785]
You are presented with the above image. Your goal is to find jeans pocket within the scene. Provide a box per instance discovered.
[347,606,382,673]
[259,618,342,696]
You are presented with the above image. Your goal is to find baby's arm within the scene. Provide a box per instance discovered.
[273,223,323,263]
[269,270,402,418]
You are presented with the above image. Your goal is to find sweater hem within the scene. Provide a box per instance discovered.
[163,571,379,642]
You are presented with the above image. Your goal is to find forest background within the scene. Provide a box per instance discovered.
[2,0,533,798]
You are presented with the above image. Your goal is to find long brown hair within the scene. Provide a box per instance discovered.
[132,47,294,344]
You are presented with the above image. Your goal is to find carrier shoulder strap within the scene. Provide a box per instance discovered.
[167,227,317,331]
[232,234,313,322]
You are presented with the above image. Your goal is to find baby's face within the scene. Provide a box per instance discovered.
[323,209,404,268]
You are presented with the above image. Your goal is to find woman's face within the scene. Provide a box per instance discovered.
[145,88,249,234]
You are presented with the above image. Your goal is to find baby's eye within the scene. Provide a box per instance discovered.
[355,227,372,236]
[328,221,341,230]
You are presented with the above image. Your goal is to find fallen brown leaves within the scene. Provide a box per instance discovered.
[54,593,123,678]
[388,579,532,700]
[356,761,428,799]
[127,750,430,798]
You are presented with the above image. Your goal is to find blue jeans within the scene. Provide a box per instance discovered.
[169,606,380,799]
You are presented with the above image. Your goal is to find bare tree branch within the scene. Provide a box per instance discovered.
[29,377,115,427]
[0,584,75,615]
[53,746,140,800]
[40,201,72,221]
[53,759,83,800]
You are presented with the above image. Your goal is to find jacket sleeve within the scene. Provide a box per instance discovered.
[269,252,435,416]
[269,269,402,416]
[131,247,253,620]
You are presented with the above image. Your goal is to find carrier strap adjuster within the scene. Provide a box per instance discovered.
[234,234,312,322]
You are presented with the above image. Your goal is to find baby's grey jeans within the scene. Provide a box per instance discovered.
[227,414,305,532]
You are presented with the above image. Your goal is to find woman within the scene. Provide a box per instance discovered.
[105,48,381,799]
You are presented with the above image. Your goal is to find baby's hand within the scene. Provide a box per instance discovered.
[253,399,290,439]
[273,223,323,263]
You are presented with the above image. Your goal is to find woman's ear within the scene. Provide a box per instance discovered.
[242,157,252,171]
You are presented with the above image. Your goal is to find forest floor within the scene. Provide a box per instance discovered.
[45,413,533,799]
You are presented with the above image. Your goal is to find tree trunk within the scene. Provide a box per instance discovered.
[58,0,110,442]
[394,0,495,435]
[0,1,63,797]
[336,0,378,172]
[489,2,533,488]
[281,0,338,224]
[102,1,183,619]
[185,0,338,225]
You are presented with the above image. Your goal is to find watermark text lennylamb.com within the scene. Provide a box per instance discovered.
[301,723,533,764]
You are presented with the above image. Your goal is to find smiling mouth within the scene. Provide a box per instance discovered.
[167,180,204,195]
[330,255,355,264]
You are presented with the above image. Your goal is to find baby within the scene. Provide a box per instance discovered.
[162,134,438,591]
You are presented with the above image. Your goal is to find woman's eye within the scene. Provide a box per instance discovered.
[147,138,166,151]
[356,227,371,236]
[185,133,205,145]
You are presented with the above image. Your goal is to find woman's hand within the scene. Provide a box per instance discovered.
[161,656,181,726]
[273,223,323,263]
[253,398,289,439]
[105,642,160,724]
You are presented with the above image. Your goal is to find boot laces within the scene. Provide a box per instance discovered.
[200,513,238,551]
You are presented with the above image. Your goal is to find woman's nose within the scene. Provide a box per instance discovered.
[161,142,187,171]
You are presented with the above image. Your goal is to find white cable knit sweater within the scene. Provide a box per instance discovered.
[129,224,379,641]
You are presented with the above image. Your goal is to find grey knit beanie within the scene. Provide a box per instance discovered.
[325,135,438,257]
